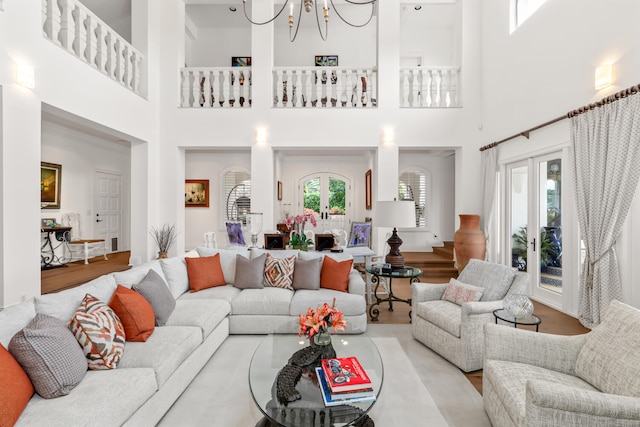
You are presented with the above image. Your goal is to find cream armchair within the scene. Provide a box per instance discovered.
[411,259,529,372]
[483,300,640,427]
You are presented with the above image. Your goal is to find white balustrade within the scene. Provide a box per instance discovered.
[180,68,252,108]
[42,0,143,96]
[400,67,460,108]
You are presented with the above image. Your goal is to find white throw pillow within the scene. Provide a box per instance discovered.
[441,278,485,305]
[160,257,190,299]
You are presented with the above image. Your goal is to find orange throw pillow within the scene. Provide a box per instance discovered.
[320,257,354,292]
[186,255,226,292]
[109,285,155,342]
[0,344,34,426]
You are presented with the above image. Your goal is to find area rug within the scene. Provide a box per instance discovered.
[158,324,490,426]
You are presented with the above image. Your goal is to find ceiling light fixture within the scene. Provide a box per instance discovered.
[242,0,376,42]
[414,5,422,10]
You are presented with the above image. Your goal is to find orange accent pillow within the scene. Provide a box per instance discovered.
[320,257,354,292]
[185,255,226,292]
[109,285,155,342]
[0,344,34,426]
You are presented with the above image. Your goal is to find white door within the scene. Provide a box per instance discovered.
[298,172,351,234]
[505,152,564,308]
[94,171,122,253]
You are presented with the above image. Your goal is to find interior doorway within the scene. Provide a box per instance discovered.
[94,171,122,253]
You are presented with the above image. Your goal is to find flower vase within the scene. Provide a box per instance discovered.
[158,252,168,259]
[313,328,332,347]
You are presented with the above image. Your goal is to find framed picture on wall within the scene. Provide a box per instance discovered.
[365,169,372,210]
[232,57,252,67]
[315,55,338,66]
[185,179,209,207]
[41,162,61,209]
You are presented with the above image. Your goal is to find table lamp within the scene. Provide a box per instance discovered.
[375,200,416,270]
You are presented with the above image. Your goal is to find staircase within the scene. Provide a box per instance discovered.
[404,242,458,283]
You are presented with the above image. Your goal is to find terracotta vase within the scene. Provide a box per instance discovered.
[453,214,486,274]
[157,252,168,259]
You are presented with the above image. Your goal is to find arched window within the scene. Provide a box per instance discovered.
[221,169,251,227]
[399,170,431,229]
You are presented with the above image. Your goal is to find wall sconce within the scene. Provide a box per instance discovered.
[16,63,35,89]
[255,128,267,145]
[381,128,394,145]
[595,64,613,90]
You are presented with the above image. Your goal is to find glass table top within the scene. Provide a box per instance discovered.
[365,266,422,279]
[249,334,383,427]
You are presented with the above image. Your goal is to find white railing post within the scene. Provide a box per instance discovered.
[209,71,218,108]
[58,0,74,51]
[218,71,226,107]
[434,70,442,107]
[84,14,97,66]
[304,71,312,107]
[293,71,301,107]
[43,0,61,43]
[71,6,86,61]
[180,69,190,107]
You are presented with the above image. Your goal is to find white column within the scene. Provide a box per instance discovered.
[376,0,400,110]
[250,0,273,109]
[251,139,275,236]
[0,86,42,307]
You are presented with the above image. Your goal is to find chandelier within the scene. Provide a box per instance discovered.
[242,0,376,42]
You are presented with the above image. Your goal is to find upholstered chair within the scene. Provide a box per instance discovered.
[411,259,529,372]
[483,300,640,427]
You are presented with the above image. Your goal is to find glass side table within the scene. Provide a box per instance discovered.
[365,266,422,322]
[493,309,542,332]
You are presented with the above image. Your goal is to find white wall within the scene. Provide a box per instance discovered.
[186,28,252,67]
[41,120,131,248]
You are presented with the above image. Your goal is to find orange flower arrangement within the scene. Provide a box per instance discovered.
[298,298,347,339]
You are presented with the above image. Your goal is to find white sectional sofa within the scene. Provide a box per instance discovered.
[0,248,367,426]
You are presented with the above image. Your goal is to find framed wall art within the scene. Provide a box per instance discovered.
[232,56,252,67]
[185,179,210,207]
[365,169,372,210]
[41,162,61,209]
[315,234,335,251]
[347,221,372,248]
[264,233,286,250]
[315,55,338,67]
[41,218,56,228]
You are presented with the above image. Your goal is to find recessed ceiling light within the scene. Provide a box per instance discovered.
[414,5,422,11]
[229,6,237,12]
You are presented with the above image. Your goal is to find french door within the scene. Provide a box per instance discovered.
[298,172,351,233]
[505,151,564,307]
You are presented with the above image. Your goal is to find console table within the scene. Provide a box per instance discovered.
[41,226,71,269]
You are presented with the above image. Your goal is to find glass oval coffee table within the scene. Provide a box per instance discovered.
[250,334,383,427]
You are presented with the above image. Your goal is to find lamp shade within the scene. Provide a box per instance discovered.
[375,201,416,228]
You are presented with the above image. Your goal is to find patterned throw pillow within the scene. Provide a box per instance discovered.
[264,254,296,290]
[441,278,485,305]
[69,294,125,370]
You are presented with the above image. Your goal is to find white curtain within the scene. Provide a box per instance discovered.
[570,94,640,328]
[481,148,498,262]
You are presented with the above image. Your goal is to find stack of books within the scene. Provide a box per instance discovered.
[315,356,375,407]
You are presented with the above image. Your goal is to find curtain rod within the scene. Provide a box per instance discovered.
[479,83,640,152]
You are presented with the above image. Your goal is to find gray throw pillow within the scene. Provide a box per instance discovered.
[234,253,266,289]
[133,269,176,326]
[9,313,87,399]
[292,257,322,290]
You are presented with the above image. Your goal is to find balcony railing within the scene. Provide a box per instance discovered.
[42,0,143,95]
[400,67,460,108]
[273,67,377,108]
[180,67,252,108]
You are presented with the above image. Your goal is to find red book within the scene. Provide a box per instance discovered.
[320,356,372,393]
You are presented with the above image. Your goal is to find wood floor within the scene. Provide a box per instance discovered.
[41,251,591,395]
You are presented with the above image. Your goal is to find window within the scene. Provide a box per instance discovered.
[399,170,431,229]
[221,169,251,227]
[510,0,547,33]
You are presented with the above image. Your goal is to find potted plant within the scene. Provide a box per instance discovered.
[150,223,177,259]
